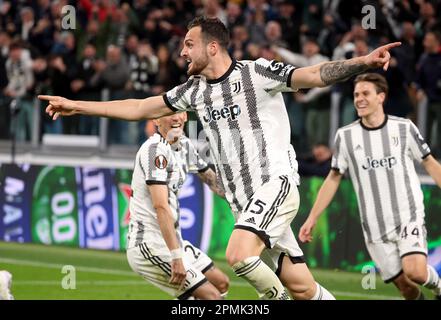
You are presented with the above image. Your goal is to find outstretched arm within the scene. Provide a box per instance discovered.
[422,155,441,188]
[39,94,174,121]
[291,42,401,90]
[298,170,343,243]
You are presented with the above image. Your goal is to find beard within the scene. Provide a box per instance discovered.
[187,52,209,76]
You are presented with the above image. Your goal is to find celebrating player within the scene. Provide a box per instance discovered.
[299,73,441,300]
[126,111,229,300]
[40,17,399,300]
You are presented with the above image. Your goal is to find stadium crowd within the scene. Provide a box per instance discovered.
[1,0,441,158]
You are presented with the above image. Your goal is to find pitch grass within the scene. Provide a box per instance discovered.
[0,241,428,300]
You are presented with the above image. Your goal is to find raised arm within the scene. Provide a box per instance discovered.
[422,155,441,188]
[149,184,186,288]
[298,170,343,243]
[291,42,401,90]
[38,94,174,121]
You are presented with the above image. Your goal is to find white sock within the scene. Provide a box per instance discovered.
[232,256,290,300]
[423,265,441,295]
[310,282,336,300]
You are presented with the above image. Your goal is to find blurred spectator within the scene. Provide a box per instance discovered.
[229,25,250,60]
[0,31,11,139]
[126,40,159,145]
[91,45,130,144]
[226,1,245,30]
[276,0,301,53]
[244,0,278,45]
[4,41,34,142]
[202,0,227,25]
[0,0,439,152]
[76,19,112,59]
[19,7,35,42]
[415,1,440,37]
[298,143,332,178]
[151,44,187,95]
[301,0,323,37]
[416,31,441,157]
[274,38,331,149]
[264,20,288,48]
[72,43,102,135]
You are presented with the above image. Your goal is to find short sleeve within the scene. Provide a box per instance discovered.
[163,77,197,112]
[184,138,209,173]
[141,142,171,185]
[253,58,297,95]
[331,130,349,174]
[408,121,431,162]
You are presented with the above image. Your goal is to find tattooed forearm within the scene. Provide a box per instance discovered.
[319,60,369,86]
[198,169,225,198]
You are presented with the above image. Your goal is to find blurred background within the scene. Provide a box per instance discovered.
[0,0,441,299]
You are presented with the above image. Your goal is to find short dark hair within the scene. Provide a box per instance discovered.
[354,73,389,96]
[187,16,229,49]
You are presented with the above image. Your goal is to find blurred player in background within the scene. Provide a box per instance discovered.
[0,270,13,300]
[126,111,229,300]
[300,73,441,300]
[40,16,400,300]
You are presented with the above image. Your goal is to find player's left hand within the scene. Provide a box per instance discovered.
[299,217,317,243]
[364,42,401,71]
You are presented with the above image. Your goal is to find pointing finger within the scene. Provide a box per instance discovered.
[381,42,401,51]
[38,95,58,101]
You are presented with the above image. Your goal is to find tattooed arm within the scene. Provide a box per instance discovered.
[197,168,225,198]
[290,42,401,90]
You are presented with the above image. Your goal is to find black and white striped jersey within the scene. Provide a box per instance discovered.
[332,115,431,243]
[127,133,208,250]
[163,58,300,213]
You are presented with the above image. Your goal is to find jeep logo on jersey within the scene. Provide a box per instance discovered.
[202,105,241,123]
[154,155,168,169]
[361,156,397,170]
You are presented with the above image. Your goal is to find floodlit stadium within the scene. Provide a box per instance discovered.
[1,0,441,301]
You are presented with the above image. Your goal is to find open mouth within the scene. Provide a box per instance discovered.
[171,123,182,128]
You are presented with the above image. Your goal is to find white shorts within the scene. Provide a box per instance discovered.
[235,175,304,265]
[182,240,214,273]
[127,241,212,299]
[366,220,428,282]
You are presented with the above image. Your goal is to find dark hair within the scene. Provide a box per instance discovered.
[9,40,23,51]
[427,30,441,43]
[354,73,389,96]
[187,16,229,49]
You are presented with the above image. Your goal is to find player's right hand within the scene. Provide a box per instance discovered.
[170,259,187,290]
[38,95,78,120]
[299,217,317,243]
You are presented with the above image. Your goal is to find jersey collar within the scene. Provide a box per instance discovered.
[206,59,237,84]
[360,114,388,131]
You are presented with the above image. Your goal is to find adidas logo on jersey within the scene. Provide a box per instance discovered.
[244,217,255,225]
[202,105,241,123]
